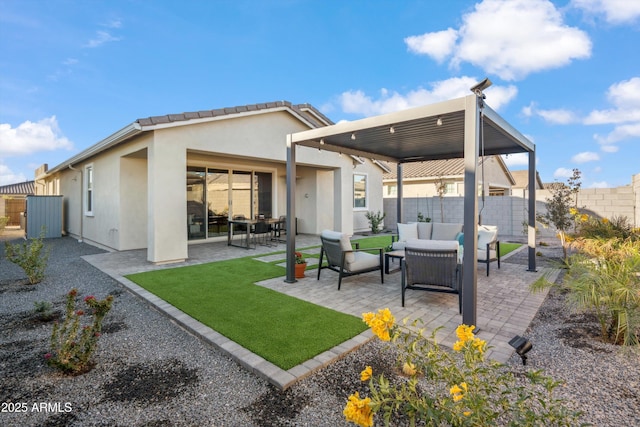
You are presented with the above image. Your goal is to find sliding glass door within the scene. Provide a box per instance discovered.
[207,169,229,237]
[187,167,273,240]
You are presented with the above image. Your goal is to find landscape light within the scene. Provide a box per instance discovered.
[509,335,532,365]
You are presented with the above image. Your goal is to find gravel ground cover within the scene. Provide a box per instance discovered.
[1,231,638,426]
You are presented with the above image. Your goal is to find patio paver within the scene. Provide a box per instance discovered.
[82,234,555,390]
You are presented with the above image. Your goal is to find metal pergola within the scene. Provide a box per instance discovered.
[285,93,537,327]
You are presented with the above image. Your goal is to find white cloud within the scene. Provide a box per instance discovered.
[537,108,579,124]
[589,181,610,188]
[339,76,517,116]
[581,77,640,148]
[85,30,121,48]
[584,77,640,125]
[600,144,619,153]
[0,163,26,186]
[554,167,574,179]
[520,102,578,124]
[571,0,640,24]
[501,153,529,167]
[404,28,458,63]
[571,151,600,163]
[594,122,640,144]
[405,0,591,81]
[0,116,73,156]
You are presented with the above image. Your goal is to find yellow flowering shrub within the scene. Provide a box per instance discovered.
[343,392,373,427]
[343,311,582,426]
[362,308,395,341]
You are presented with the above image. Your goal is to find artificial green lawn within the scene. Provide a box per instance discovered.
[125,236,520,370]
[126,257,367,370]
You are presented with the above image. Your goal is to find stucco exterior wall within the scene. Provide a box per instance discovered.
[36,108,385,263]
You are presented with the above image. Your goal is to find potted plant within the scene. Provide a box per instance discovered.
[294,252,307,278]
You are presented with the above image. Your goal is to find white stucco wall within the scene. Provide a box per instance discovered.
[38,108,387,263]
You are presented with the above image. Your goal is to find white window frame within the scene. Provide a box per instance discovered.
[84,164,94,216]
[353,173,368,210]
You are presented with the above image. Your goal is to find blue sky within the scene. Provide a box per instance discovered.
[1,0,639,188]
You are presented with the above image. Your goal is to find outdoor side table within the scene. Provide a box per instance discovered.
[384,250,405,274]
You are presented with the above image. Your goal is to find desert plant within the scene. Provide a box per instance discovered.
[33,300,55,321]
[364,211,386,234]
[537,170,582,261]
[417,212,431,223]
[46,288,114,374]
[0,216,9,233]
[533,237,640,346]
[577,215,635,241]
[435,175,446,222]
[4,229,50,284]
[343,309,581,427]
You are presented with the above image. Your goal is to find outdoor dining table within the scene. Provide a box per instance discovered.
[227,218,281,249]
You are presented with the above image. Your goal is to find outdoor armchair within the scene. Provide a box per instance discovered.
[401,240,462,312]
[317,230,384,290]
[477,225,500,276]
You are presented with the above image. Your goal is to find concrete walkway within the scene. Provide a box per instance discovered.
[82,234,556,390]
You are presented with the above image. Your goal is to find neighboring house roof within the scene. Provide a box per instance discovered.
[543,181,568,191]
[382,156,515,185]
[0,180,35,195]
[511,170,544,189]
[40,101,334,178]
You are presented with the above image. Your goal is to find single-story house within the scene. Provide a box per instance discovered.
[510,169,544,195]
[35,101,385,264]
[0,180,35,226]
[382,156,515,198]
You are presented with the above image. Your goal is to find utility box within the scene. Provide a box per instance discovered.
[25,195,63,239]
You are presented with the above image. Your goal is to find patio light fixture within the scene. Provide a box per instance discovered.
[351,133,356,140]
[389,126,395,134]
[319,138,325,145]
[436,116,443,126]
[509,335,532,365]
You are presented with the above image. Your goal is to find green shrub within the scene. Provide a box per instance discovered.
[0,216,9,233]
[577,215,635,240]
[4,231,50,284]
[534,237,640,346]
[46,288,114,374]
[365,211,386,234]
[343,309,581,426]
[33,300,55,321]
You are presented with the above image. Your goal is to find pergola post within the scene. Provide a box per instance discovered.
[462,95,479,327]
[528,151,537,272]
[285,134,296,283]
[396,163,403,224]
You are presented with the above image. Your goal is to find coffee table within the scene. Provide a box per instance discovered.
[384,250,405,274]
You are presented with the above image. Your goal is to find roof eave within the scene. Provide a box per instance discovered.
[44,123,143,177]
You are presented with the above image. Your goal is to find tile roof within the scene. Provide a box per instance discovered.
[0,180,35,195]
[136,101,333,129]
[511,170,544,189]
[383,157,493,180]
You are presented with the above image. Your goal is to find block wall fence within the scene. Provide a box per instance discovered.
[382,173,639,239]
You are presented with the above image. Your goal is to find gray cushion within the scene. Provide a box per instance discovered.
[321,229,355,263]
[346,251,380,271]
[431,223,463,240]
[406,238,459,251]
[478,249,497,261]
[416,222,433,240]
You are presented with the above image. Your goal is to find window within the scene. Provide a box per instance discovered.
[85,164,94,216]
[445,183,456,195]
[354,173,367,209]
[386,184,397,197]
